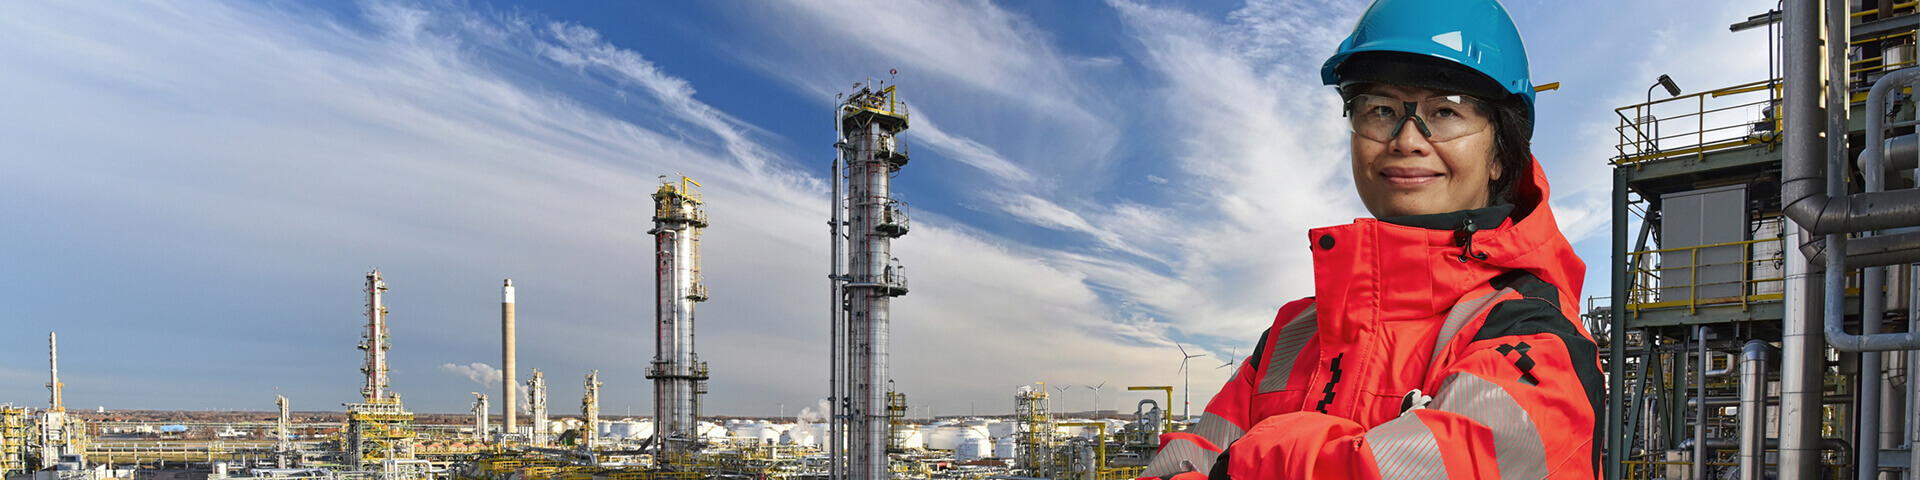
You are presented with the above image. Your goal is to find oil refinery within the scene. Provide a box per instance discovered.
[0,83,1173,480]
[14,2,1920,480]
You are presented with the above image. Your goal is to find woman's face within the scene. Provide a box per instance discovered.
[1348,83,1502,219]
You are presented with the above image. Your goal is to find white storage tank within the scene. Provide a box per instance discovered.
[955,430,990,462]
[994,436,1018,459]
[925,425,960,451]
[986,421,1015,438]
[892,425,924,450]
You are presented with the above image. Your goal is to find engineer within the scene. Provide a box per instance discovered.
[1138,0,1602,478]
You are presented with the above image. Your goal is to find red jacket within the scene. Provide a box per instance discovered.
[1142,159,1599,480]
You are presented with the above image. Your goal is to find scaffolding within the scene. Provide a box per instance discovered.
[1014,385,1054,478]
[2,405,25,477]
[343,399,418,475]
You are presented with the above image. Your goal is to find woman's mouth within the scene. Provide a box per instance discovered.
[1380,167,1443,187]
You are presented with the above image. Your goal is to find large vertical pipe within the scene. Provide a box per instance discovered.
[1608,167,1629,480]
[47,332,61,412]
[1695,326,1709,480]
[829,113,847,480]
[1780,0,1831,475]
[1740,340,1772,480]
[363,271,389,402]
[503,279,517,438]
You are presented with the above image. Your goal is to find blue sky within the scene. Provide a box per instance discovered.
[0,0,1777,416]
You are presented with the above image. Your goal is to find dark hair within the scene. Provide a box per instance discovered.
[1482,94,1532,208]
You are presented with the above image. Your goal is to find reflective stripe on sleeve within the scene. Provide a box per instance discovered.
[1141,436,1218,478]
[1364,414,1449,480]
[1432,373,1548,480]
[1257,305,1318,393]
[1430,289,1512,365]
[1191,412,1246,450]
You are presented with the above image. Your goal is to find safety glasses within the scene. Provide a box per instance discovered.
[1343,93,1492,143]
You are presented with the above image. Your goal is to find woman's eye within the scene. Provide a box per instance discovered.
[1429,108,1458,119]
[1365,106,1398,118]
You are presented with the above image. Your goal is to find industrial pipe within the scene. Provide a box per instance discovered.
[1681,436,1851,455]
[1740,340,1775,480]
[1688,394,1851,409]
[1706,351,1737,378]
[1811,231,1920,269]
[1819,60,1920,351]
[1696,326,1709,480]
[828,104,848,480]
[1783,61,1920,235]
[1781,0,1825,473]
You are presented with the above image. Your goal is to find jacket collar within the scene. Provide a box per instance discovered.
[1307,158,1586,341]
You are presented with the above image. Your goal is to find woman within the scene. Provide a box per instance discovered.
[1138,0,1600,479]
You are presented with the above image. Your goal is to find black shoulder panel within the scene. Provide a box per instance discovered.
[1473,271,1601,475]
[1246,327,1272,380]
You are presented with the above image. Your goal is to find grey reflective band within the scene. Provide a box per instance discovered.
[1191,412,1247,452]
[1431,288,1514,365]
[1432,373,1548,480]
[1142,436,1219,478]
[1365,414,1450,480]
[1258,305,1318,393]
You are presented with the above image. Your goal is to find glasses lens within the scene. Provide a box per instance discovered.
[1346,95,1405,142]
[1345,94,1491,142]
[1417,95,1490,142]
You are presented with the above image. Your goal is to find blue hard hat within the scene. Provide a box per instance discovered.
[1322,0,1533,120]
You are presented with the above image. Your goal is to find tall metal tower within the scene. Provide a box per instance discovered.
[343,270,415,473]
[528,369,549,446]
[830,82,911,480]
[581,371,601,451]
[37,332,75,467]
[647,175,710,458]
[361,271,390,402]
[274,395,291,466]
[471,394,489,442]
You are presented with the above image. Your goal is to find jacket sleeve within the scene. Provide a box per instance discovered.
[1138,299,1311,480]
[1221,290,1602,480]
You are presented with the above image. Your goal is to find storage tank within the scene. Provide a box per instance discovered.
[892,425,924,450]
[994,436,1018,459]
[925,424,960,451]
[986,421,1015,438]
[698,421,729,439]
[955,434,991,463]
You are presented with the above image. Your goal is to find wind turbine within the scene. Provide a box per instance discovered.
[1051,384,1073,418]
[1084,382,1106,416]
[1216,348,1239,382]
[1176,342,1204,420]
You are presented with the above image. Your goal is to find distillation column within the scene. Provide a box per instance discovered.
[647,176,710,458]
[582,371,601,451]
[274,395,293,468]
[832,84,911,480]
[39,332,70,466]
[344,270,414,472]
[503,280,517,440]
[362,271,390,402]
[529,369,549,446]
[472,394,489,442]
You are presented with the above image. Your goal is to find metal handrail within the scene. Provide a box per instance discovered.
[1623,237,1787,316]
[1612,79,1781,166]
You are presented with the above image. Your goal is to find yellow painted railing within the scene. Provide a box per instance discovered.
[1613,79,1781,166]
[1624,237,1785,316]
